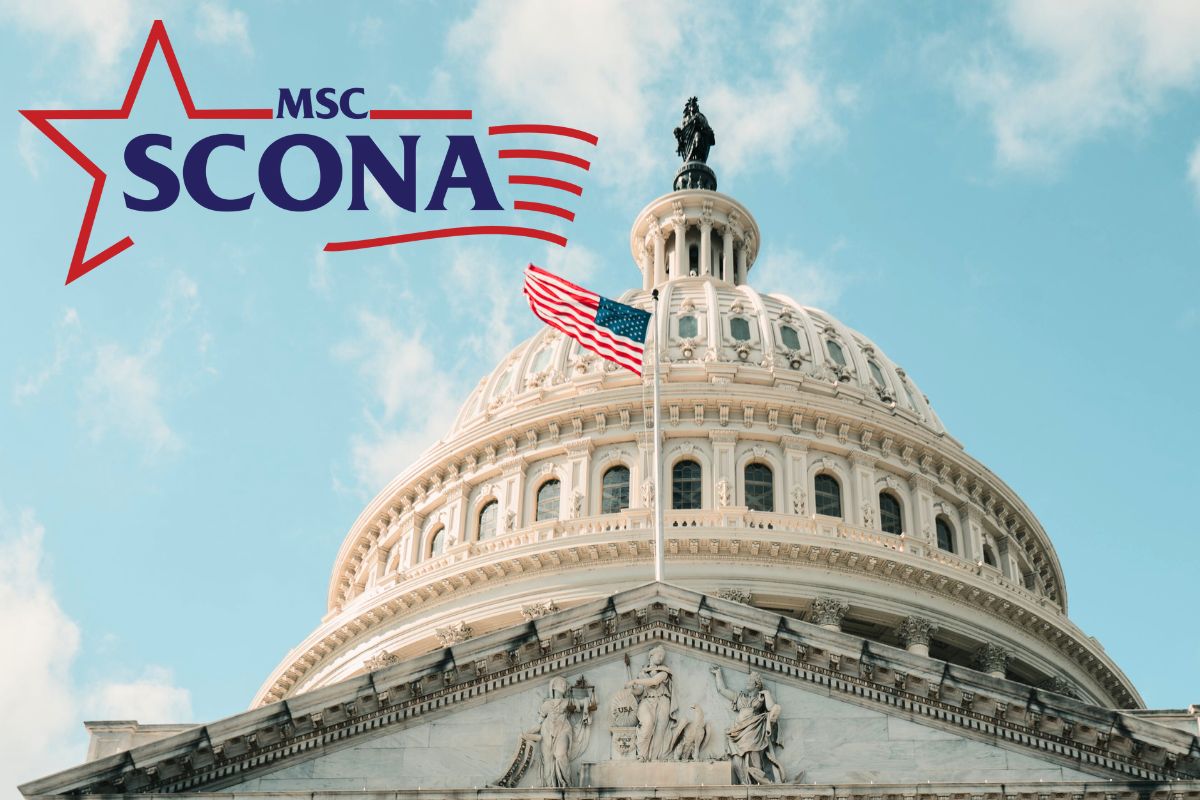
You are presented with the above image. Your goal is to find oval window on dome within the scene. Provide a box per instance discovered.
[868,360,887,386]
[530,347,552,373]
[904,383,920,410]
[678,314,698,339]
[494,366,513,395]
[730,317,751,341]
[780,325,801,350]
[826,339,847,367]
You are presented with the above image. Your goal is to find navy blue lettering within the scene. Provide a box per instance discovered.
[123,133,179,211]
[315,88,339,120]
[259,134,342,211]
[340,88,367,120]
[425,135,502,211]
[182,134,253,211]
[276,88,314,119]
[348,135,417,212]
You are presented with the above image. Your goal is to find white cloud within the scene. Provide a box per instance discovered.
[84,666,193,723]
[1189,140,1200,202]
[0,506,82,793]
[194,1,252,55]
[447,0,682,190]
[80,343,181,457]
[335,312,461,491]
[77,274,200,458]
[447,248,522,364]
[13,308,79,403]
[0,0,136,91]
[706,69,838,177]
[541,242,599,285]
[753,245,845,310]
[350,16,384,48]
[956,0,1200,170]
[13,275,206,459]
[447,0,840,191]
[0,505,192,795]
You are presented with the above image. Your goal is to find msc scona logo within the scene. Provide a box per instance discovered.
[19,22,597,285]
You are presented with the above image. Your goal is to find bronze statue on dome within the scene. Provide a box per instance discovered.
[674,97,715,164]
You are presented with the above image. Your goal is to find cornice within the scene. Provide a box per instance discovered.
[275,518,1136,711]
[28,585,1196,798]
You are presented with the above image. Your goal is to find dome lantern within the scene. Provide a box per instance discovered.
[631,97,761,290]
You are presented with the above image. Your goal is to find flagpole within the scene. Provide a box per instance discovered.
[651,288,665,583]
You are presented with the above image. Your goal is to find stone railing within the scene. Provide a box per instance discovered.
[393,509,1047,613]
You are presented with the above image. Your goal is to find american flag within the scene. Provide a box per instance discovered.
[522,264,651,375]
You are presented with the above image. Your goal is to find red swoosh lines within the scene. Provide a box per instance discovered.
[329,124,597,255]
[324,226,568,252]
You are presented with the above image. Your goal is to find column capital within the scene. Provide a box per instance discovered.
[709,429,738,445]
[896,616,939,649]
[810,596,849,630]
[973,643,1012,676]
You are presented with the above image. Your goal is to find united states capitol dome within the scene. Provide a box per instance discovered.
[254,110,1141,714]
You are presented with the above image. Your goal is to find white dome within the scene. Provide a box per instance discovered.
[450,278,947,440]
[254,182,1140,714]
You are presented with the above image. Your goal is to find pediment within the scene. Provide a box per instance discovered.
[20,583,1200,797]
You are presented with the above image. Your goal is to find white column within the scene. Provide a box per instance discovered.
[722,228,734,282]
[709,430,737,509]
[564,441,593,519]
[910,474,936,548]
[652,230,666,287]
[673,221,687,281]
[850,453,876,528]
[700,221,713,276]
[781,436,809,515]
[735,240,747,286]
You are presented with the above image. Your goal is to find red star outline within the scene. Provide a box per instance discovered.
[19,20,272,285]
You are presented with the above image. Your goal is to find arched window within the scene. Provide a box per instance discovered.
[730,318,751,341]
[530,346,552,373]
[814,474,842,517]
[868,360,888,387]
[983,544,997,567]
[744,463,774,512]
[879,492,902,534]
[672,460,702,510]
[428,526,445,558]
[688,244,699,276]
[935,516,955,553]
[478,500,499,540]
[780,325,802,350]
[678,314,698,339]
[601,466,630,514]
[826,339,847,367]
[536,479,560,522]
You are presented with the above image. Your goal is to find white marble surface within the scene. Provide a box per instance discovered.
[228,643,1101,792]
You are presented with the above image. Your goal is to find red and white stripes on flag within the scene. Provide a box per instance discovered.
[522,264,651,375]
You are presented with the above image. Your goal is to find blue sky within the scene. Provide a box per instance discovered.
[1,0,1198,791]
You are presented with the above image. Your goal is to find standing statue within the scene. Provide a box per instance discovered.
[625,645,678,760]
[709,666,786,784]
[531,676,593,787]
[674,96,716,164]
[497,676,593,788]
